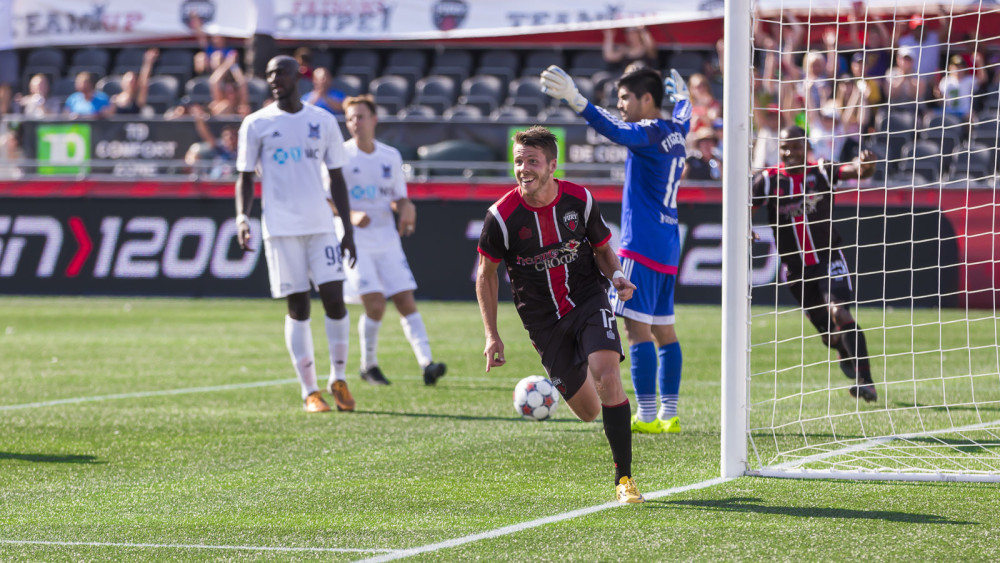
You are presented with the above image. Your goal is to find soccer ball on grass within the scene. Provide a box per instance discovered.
[513,375,560,421]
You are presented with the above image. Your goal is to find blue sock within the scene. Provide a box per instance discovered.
[658,342,682,420]
[630,342,658,422]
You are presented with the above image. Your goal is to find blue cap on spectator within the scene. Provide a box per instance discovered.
[851,52,865,64]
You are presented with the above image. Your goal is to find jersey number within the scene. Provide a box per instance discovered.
[663,159,683,209]
[325,245,341,266]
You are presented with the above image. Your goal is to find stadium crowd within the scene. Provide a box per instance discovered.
[1,10,998,185]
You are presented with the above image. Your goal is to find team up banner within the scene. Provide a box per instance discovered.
[0,184,961,309]
[10,0,961,47]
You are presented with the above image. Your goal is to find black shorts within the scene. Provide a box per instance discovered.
[785,252,855,334]
[528,296,624,401]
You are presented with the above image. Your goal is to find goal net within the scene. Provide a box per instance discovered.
[722,0,1000,481]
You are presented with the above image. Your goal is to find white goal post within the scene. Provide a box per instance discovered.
[722,0,1000,482]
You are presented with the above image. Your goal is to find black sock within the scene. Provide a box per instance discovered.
[602,400,633,484]
[837,322,871,381]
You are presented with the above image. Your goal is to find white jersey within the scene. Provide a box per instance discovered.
[237,102,347,239]
[342,139,408,250]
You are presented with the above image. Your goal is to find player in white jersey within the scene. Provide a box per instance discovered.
[338,95,446,386]
[235,55,358,413]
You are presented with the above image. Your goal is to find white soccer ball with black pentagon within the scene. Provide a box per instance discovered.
[513,375,559,421]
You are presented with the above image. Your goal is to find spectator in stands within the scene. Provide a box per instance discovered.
[15,74,57,118]
[0,122,24,179]
[896,14,941,79]
[800,51,835,123]
[111,48,158,115]
[688,73,721,132]
[191,12,236,69]
[302,67,344,114]
[752,104,781,170]
[602,26,657,74]
[885,47,925,107]
[935,54,982,121]
[809,101,846,162]
[64,72,113,119]
[185,104,237,179]
[834,52,882,160]
[684,127,722,181]
[294,47,315,81]
[0,0,15,116]
[208,52,249,116]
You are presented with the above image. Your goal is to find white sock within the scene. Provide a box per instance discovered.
[324,314,350,386]
[285,316,318,400]
[400,312,432,367]
[358,313,382,370]
[635,394,659,423]
[659,395,679,420]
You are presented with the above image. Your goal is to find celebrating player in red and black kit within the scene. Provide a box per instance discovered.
[752,126,878,402]
[476,126,644,503]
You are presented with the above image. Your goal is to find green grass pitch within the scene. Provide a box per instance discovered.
[1,296,999,561]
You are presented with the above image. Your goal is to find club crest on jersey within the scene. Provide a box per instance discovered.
[308,123,320,139]
[382,164,392,178]
[562,210,579,231]
[519,226,532,240]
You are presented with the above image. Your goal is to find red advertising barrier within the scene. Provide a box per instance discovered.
[0,179,988,308]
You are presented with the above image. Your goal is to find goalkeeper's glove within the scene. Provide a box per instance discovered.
[663,68,689,104]
[539,65,588,113]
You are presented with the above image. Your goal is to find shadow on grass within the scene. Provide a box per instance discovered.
[358,409,591,427]
[894,402,1000,413]
[0,452,103,464]
[655,497,976,525]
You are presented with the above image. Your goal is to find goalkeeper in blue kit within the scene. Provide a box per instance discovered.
[541,64,691,434]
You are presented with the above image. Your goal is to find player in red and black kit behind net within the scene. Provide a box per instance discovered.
[752,125,878,402]
[476,126,644,504]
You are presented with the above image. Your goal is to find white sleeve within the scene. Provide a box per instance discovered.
[324,114,347,170]
[236,117,258,173]
[391,148,408,199]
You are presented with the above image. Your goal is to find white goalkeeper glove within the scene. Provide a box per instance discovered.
[539,65,588,113]
[663,68,689,104]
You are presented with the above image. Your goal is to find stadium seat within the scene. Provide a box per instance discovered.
[154,49,195,85]
[490,105,530,121]
[308,49,335,72]
[458,75,504,114]
[96,75,123,97]
[667,51,705,76]
[900,140,947,181]
[442,104,484,119]
[369,75,412,114]
[522,50,566,76]
[951,143,997,178]
[51,77,77,98]
[397,104,437,118]
[65,65,108,81]
[538,106,579,122]
[412,75,457,114]
[70,48,111,74]
[246,77,269,109]
[506,77,550,115]
[337,50,381,85]
[920,114,965,155]
[382,50,429,83]
[332,74,364,97]
[185,76,213,105]
[970,120,1000,147]
[573,76,595,103]
[26,48,66,71]
[416,139,496,177]
[429,49,474,83]
[145,75,180,113]
[568,50,608,78]
[477,51,520,84]
[112,47,147,75]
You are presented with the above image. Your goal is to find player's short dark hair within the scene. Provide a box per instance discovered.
[343,94,377,115]
[513,126,558,161]
[780,125,806,140]
[616,67,664,107]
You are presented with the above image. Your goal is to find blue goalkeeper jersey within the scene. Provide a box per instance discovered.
[580,100,691,273]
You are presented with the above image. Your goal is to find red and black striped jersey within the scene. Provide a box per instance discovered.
[478,180,613,331]
[752,160,851,278]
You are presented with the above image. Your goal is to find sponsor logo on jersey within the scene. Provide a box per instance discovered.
[273,147,305,164]
[308,123,320,139]
[562,210,579,231]
[515,239,581,271]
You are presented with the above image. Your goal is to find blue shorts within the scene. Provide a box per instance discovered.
[611,257,676,325]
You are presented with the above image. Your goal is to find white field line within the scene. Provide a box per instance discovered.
[354,477,734,563]
[0,539,395,554]
[0,375,506,411]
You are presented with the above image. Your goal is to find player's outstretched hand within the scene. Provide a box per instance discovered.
[340,229,357,268]
[664,69,689,104]
[237,221,253,252]
[539,65,588,112]
[856,149,877,179]
[613,276,637,302]
[484,337,506,372]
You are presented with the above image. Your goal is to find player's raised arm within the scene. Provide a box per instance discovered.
[475,253,505,372]
[836,149,877,181]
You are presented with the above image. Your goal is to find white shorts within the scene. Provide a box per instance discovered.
[263,232,345,298]
[343,239,417,304]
